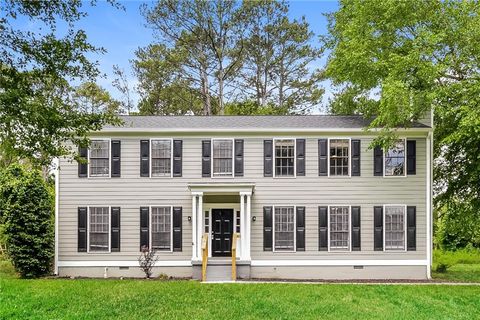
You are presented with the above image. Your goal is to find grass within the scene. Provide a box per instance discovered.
[432,264,480,282]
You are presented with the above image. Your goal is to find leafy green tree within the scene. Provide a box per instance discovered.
[0,1,120,167]
[324,0,480,248]
[225,100,283,115]
[74,82,121,115]
[0,165,54,278]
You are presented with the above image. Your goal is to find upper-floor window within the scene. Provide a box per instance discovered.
[88,206,110,252]
[384,205,406,251]
[329,206,350,251]
[212,139,233,177]
[151,206,172,251]
[274,206,295,251]
[89,140,110,177]
[151,139,172,177]
[384,139,406,177]
[329,139,350,176]
[274,139,295,177]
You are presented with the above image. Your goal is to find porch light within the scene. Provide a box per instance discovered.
[187,216,191,222]
[252,216,256,222]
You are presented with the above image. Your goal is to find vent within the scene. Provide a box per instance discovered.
[353,265,364,270]
[119,266,129,270]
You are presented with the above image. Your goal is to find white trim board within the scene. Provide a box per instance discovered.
[58,260,192,267]
[251,260,429,267]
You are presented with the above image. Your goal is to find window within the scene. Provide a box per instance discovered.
[384,205,406,250]
[236,210,241,233]
[329,206,350,251]
[89,207,110,252]
[212,139,233,177]
[151,139,172,177]
[151,206,172,251]
[384,140,406,176]
[274,206,295,251]
[89,140,110,177]
[329,139,349,176]
[275,139,295,177]
[204,211,210,233]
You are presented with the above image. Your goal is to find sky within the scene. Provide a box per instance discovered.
[13,0,340,113]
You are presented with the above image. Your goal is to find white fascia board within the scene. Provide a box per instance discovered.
[250,260,429,267]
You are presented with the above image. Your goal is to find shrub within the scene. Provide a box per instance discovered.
[433,248,480,273]
[138,246,159,278]
[0,164,54,278]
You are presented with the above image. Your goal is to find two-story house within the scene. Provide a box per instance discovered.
[55,115,433,280]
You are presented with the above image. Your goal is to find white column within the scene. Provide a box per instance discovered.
[191,195,197,260]
[240,193,246,260]
[197,194,203,260]
[246,194,252,260]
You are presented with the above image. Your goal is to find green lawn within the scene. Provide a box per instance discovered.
[1,261,480,319]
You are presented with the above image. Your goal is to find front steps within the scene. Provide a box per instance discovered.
[192,259,251,281]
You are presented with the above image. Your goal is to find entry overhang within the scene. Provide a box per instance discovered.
[188,182,255,195]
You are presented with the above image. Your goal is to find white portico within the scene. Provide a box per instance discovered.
[188,183,254,263]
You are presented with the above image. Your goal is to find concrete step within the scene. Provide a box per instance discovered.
[206,264,234,282]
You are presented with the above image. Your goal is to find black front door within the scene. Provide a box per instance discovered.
[211,209,234,257]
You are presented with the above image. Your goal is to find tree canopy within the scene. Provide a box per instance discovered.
[325,0,480,248]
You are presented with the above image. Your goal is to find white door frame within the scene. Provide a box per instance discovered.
[203,203,241,258]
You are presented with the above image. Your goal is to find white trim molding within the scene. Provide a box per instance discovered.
[327,137,352,178]
[251,259,429,267]
[383,204,408,252]
[383,138,407,178]
[211,138,235,178]
[149,138,174,178]
[273,138,297,178]
[58,260,192,267]
[87,138,111,178]
[54,157,60,275]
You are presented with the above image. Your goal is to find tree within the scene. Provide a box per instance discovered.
[324,0,480,247]
[0,165,54,278]
[241,0,324,114]
[112,65,135,114]
[74,82,121,115]
[0,1,120,167]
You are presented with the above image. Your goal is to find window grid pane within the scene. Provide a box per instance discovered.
[89,140,109,177]
[275,140,295,177]
[151,206,171,250]
[385,140,405,176]
[330,206,350,250]
[329,139,349,176]
[213,140,233,176]
[385,206,405,250]
[274,206,294,251]
[151,140,171,176]
[89,207,109,252]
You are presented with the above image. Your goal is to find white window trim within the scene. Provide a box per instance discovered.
[86,206,111,254]
[203,204,241,258]
[327,137,352,178]
[87,138,111,178]
[383,204,407,252]
[383,138,407,178]
[211,138,235,178]
[272,205,296,253]
[327,205,352,252]
[273,138,297,178]
[149,205,174,253]
[149,138,173,178]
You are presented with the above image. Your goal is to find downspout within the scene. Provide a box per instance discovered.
[426,130,433,279]
[54,157,60,275]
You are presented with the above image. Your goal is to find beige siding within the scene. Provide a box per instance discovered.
[58,133,428,265]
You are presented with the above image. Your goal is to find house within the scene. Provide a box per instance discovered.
[55,114,433,280]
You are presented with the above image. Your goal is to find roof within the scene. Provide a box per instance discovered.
[102,115,430,132]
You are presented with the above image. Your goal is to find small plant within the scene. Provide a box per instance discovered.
[138,246,159,279]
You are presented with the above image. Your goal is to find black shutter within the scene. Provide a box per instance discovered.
[318,139,328,176]
[173,207,182,251]
[374,146,383,176]
[407,206,416,251]
[296,206,306,251]
[234,139,244,177]
[202,140,211,177]
[374,206,383,251]
[351,206,361,251]
[407,140,416,175]
[296,139,306,176]
[263,140,273,177]
[140,140,150,177]
[78,146,88,177]
[263,206,273,251]
[78,207,87,252]
[111,207,121,252]
[140,207,150,250]
[351,139,361,176]
[318,206,328,251]
[111,140,121,177]
[173,139,183,177]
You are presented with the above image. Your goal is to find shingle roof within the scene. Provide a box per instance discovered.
[103,115,430,131]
